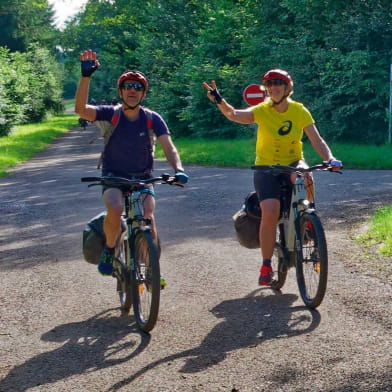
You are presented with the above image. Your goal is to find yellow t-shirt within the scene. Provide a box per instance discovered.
[251,99,315,165]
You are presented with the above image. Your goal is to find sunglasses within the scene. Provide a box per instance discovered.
[120,82,144,91]
[264,79,287,87]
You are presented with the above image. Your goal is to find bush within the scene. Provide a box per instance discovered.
[0,45,64,136]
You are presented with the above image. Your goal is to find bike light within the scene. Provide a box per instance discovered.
[298,199,310,208]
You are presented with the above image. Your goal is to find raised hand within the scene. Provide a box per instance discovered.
[80,49,100,77]
[202,80,222,103]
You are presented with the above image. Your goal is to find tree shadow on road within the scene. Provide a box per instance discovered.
[106,290,321,391]
[0,309,150,392]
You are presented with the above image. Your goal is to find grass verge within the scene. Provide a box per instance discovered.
[356,206,392,256]
[0,112,78,177]
[156,138,392,170]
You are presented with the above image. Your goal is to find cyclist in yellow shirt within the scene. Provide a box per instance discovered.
[203,69,342,286]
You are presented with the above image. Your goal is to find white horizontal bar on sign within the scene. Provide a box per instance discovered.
[246,93,264,97]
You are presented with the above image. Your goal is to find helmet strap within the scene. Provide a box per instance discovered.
[271,94,288,106]
[119,97,143,111]
[271,86,291,106]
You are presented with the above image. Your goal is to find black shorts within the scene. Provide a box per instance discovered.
[253,169,293,202]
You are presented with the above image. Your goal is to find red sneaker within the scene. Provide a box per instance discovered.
[258,265,273,286]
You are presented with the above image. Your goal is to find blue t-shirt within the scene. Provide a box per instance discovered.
[95,106,170,177]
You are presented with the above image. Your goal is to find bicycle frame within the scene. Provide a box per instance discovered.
[123,189,152,272]
[280,173,313,256]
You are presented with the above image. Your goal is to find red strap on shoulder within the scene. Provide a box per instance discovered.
[146,115,153,130]
[111,113,119,126]
[144,108,153,130]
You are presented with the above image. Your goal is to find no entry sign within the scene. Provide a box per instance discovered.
[243,84,266,105]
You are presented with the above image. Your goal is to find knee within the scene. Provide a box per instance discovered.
[106,204,123,218]
[261,203,280,223]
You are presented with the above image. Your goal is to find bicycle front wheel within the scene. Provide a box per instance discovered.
[295,212,328,308]
[131,230,160,333]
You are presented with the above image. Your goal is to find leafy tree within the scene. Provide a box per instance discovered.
[0,0,57,52]
[0,45,63,136]
[61,0,392,143]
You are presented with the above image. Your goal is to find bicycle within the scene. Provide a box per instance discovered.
[81,173,182,333]
[78,117,88,130]
[251,162,342,308]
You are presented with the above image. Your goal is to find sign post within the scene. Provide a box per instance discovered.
[389,64,392,144]
[243,84,266,106]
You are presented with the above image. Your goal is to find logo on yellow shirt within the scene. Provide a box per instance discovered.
[278,120,293,136]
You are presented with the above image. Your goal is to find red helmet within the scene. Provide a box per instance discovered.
[117,70,148,90]
[262,69,293,87]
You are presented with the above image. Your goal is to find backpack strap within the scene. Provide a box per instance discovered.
[143,107,156,155]
[94,105,122,145]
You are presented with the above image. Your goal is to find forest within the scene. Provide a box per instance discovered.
[1,0,391,143]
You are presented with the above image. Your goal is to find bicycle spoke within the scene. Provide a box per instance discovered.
[131,231,160,333]
[296,213,328,308]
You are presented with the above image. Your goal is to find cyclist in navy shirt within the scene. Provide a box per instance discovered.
[75,49,188,276]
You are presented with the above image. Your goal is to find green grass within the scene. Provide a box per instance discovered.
[156,138,392,170]
[156,138,256,168]
[0,112,78,177]
[356,206,392,256]
[63,99,75,109]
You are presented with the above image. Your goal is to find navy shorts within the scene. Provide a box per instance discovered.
[101,171,155,196]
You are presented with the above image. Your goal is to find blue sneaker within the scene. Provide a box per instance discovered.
[98,247,115,276]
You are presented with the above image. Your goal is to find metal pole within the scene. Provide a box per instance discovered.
[389,63,392,144]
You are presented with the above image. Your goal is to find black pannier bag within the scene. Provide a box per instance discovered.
[232,191,261,249]
[82,212,126,264]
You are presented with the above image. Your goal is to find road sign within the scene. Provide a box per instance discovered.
[243,84,266,105]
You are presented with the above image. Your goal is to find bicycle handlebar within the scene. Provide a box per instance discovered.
[251,161,343,174]
[81,173,184,188]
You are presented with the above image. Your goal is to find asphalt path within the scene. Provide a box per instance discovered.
[0,124,391,391]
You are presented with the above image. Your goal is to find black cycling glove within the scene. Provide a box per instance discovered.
[81,59,99,77]
[209,88,223,104]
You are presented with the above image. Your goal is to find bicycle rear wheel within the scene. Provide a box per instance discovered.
[296,212,328,308]
[271,242,287,290]
[131,230,160,333]
[116,239,132,314]
[270,223,288,290]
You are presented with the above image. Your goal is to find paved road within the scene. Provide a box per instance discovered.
[0,124,391,391]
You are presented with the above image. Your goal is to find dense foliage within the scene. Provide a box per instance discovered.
[61,0,392,144]
[0,46,64,136]
[0,0,57,52]
[1,0,391,143]
[0,0,63,136]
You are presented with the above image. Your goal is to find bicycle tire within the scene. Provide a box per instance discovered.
[131,230,160,333]
[271,242,288,290]
[295,212,328,308]
[116,239,132,314]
